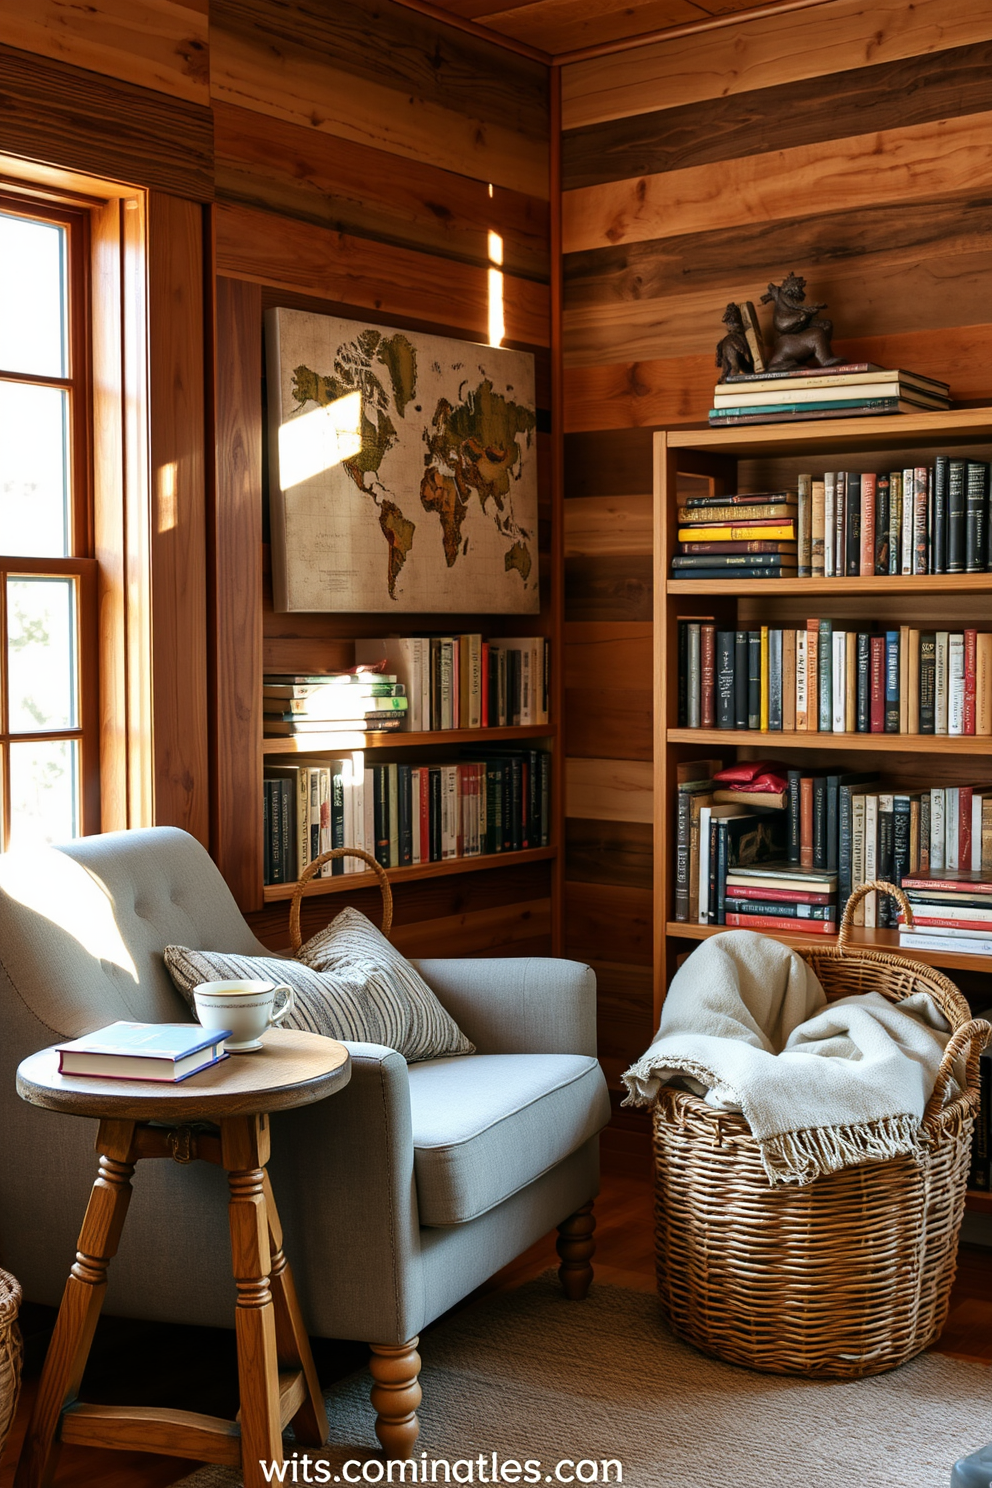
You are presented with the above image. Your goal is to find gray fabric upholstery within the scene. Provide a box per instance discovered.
[0,826,607,1350]
[409,1054,610,1225]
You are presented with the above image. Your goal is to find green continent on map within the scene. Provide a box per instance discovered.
[378,500,416,599]
[420,468,468,568]
[425,378,536,513]
[377,336,417,417]
[504,542,532,583]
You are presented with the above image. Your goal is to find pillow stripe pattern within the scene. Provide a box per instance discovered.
[164,909,472,1062]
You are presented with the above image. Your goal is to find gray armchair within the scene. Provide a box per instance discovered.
[0,827,610,1456]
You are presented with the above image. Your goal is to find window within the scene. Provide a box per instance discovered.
[0,196,98,847]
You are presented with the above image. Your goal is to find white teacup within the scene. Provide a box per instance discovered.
[192,979,296,1053]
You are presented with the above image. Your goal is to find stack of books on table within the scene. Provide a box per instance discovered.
[56,1022,229,1082]
[709,364,951,427]
[264,671,407,738]
[670,492,798,581]
[897,872,992,958]
[355,636,550,730]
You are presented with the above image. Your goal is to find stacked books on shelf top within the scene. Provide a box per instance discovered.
[898,872,992,959]
[677,618,992,736]
[264,670,407,737]
[355,636,549,730]
[670,492,798,581]
[709,363,951,427]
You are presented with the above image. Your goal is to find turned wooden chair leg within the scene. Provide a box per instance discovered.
[369,1339,421,1459]
[557,1199,596,1300]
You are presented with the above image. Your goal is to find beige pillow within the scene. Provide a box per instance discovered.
[164,908,473,1062]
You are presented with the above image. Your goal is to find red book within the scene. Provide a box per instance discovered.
[701,624,716,728]
[898,914,992,932]
[419,771,431,861]
[860,473,876,577]
[964,629,977,734]
[870,636,886,731]
[959,785,973,872]
[800,776,813,868]
[725,912,835,935]
[901,874,992,893]
[481,643,489,728]
[725,886,834,905]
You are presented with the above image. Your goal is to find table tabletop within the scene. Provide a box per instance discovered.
[16,1027,351,1121]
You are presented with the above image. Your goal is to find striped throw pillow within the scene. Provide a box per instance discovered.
[165,908,473,1061]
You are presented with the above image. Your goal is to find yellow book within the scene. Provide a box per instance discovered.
[675,524,797,543]
[760,626,769,731]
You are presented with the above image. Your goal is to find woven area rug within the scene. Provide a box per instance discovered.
[175,1273,991,1488]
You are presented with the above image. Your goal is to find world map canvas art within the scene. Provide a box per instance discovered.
[265,308,540,613]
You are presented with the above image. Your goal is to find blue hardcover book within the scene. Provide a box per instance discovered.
[56,1022,231,1083]
[885,630,901,733]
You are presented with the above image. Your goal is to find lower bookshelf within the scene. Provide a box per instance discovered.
[665,921,992,976]
[264,844,557,902]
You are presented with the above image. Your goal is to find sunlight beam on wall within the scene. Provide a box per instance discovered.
[487,230,505,348]
[279,390,362,489]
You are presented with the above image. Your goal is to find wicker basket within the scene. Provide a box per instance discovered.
[288,846,394,955]
[653,881,991,1378]
[0,1267,23,1461]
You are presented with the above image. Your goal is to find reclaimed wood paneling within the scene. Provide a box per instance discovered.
[392,899,552,957]
[565,688,652,758]
[565,555,652,621]
[0,0,209,105]
[213,101,550,280]
[472,0,705,54]
[564,882,653,963]
[565,620,653,687]
[566,818,652,887]
[566,757,653,822]
[209,0,549,197]
[564,494,651,556]
[563,428,654,498]
[212,277,264,911]
[563,111,992,254]
[591,958,654,1085]
[148,193,210,843]
[562,40,992,190]
[0,43,213,200]
[214,202,550,346]
[561,0,992,128]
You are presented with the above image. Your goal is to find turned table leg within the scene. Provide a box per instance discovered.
[369,1339,421,1459]
[223,1116,284,1488]
[14,1119,138,1488]
[557,1200,596,1300]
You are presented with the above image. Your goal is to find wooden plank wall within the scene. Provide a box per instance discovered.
[3,0,552,957]
[559,0,992,1117]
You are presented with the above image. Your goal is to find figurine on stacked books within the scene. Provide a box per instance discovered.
[711,272,950,426]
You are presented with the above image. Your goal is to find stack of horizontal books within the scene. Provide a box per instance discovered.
[709,364,951,427]
[898,871,992,958]
[724,864,838,935]
[263,672,407,737]
[671,492,798,580]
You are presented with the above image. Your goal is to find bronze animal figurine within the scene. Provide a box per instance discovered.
[715,303,754,381]
[760,272,843,370]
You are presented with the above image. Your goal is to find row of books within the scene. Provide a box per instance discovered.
[262,749,550,885]
[795,459,991,578]
[677,619,992,736]
[674,760,992,941]
[898,874,992,959]
[356,636,550,731]
[710,362,950,428]
[671,491,797,580]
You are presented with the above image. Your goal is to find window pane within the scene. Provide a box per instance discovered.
[7,577,78,732]
[9,737,79,847]
[0,213,66,378]
[0,382,69,556]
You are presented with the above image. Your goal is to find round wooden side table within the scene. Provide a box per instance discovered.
[13,1027,350,1488]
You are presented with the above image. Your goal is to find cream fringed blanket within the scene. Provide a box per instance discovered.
[622,929,960,1186]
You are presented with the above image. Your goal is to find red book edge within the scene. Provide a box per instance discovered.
[898,914,992,932]
[724,912,835,935]
[964,630,977,735]
[869,637,885,731]
[726,886,833,905]
[902,878,992,894]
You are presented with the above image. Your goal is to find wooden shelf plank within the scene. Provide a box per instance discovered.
[667,728,992,754]
[666,574,992,597]
[262,723,556,755]
[263,845,557,902]
[665,920,992,975]
[966,1190,992,1216]
[667,408,992,456]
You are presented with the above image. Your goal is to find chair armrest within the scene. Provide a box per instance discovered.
[268,1043,425,1343]
[411,957,597,1056]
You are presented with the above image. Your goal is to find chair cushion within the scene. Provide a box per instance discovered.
[165,909,473,1063]
[408,1053,611,1226]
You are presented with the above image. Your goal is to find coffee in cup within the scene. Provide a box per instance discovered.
[192,979,296,1052]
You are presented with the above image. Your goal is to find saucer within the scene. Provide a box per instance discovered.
[225,1038,263,1053]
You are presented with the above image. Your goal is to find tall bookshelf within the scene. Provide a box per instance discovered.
[653,407,992,1006]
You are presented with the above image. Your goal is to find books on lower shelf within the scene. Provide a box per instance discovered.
[56,1022,230,1082]
[709,363,950,427]
[670,490,798,580]
[898,873,992,958]
[263,749,551,886]
[351,635,550,732]
[677,618,992,736]
[674,761,992,936]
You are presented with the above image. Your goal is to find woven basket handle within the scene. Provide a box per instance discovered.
[838,879,913,951]
[288,847,393,955]
[921,1018,992,1137]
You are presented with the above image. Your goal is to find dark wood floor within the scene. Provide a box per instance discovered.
[2,1156,989,1486]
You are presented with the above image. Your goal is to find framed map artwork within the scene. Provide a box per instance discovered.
[265,307,539,613]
